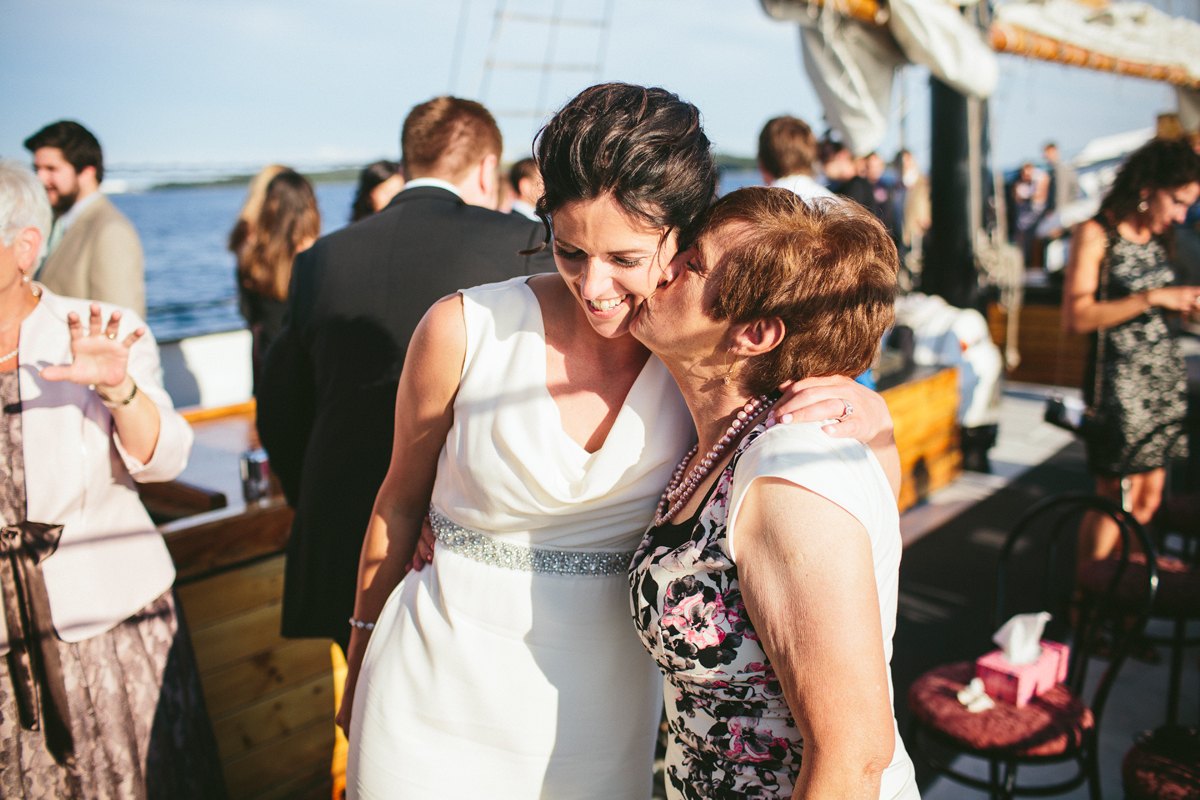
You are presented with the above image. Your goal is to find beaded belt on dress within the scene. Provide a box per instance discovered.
[428,510,635,576]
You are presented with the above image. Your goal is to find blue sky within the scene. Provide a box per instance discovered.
[0,0,1176,176]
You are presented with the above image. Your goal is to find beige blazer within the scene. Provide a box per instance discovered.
[0,288,192,653]
[38,194,146,317]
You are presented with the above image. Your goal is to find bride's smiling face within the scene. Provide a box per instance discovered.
[552,194,679,339]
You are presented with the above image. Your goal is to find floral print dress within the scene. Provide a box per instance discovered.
[630,421,918,800]
[631,425,798,798]
[1084,220,1189,476]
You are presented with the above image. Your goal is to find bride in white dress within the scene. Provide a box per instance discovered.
[340,83,897,799]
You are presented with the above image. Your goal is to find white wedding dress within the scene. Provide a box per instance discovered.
[347,277,695,799]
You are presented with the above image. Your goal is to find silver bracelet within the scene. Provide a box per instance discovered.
[348,617,375,631]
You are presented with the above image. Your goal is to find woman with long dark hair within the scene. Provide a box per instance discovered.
[339,84,897,799]
[236,169,320,382]
[350,160,404,222]
[1063,137,1200,572]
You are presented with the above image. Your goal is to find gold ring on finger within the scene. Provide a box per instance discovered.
[106,333,117,340]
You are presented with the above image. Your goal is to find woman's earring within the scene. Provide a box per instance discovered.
[1138,199,1149,212]
[723,350,737,386]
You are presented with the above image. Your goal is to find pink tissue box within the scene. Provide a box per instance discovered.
[975,640,1070,708]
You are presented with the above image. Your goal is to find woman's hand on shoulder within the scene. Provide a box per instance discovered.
[770,376,892,442]
[39,304,144,389]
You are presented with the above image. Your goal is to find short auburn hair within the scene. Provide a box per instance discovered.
[401,97,503,183]
[757,116,818,180]
[703,187,897,396]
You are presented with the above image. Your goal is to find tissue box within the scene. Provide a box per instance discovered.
[975,640,1070,708]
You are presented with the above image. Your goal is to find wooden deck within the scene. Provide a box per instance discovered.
[144,365,962,798]
[143,405,335,800]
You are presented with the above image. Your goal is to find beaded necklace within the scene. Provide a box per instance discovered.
[653,394,778,526]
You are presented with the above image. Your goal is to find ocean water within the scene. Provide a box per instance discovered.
[110,169,761,343]
[110,182,355,342]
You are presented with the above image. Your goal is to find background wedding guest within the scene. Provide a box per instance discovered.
[236,169,320,388]
[0,158,224,799]
[508,157,542,221]
[1044,141,1080,214]
[820,138,874,209]
[895,149,931,287]
[228,164,287,260]
[351,160,405,222]
[757,115,835,202]
[1008,161,1050,264]
[23,121,146,316]
[256,96,553,654]
[1062,138,1200,580]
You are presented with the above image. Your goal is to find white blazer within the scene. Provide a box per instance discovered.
[0,287,192,653]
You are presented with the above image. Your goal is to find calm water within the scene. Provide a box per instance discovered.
[111,170,760,342]
[111,182,354,341]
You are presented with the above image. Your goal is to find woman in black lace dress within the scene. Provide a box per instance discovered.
[1063,138,1200,573]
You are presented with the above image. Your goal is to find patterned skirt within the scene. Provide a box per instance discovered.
[0,590,227,800]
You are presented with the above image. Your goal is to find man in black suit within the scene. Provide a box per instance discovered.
[258,97,553,649]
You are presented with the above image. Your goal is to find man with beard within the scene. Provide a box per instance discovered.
[24,121,145,315]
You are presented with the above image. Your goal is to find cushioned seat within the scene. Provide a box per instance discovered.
[1080,553,1200,619]
[1123,738,1200,800]
[907,662,1094,758]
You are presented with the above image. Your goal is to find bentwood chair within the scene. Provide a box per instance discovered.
[907,492,1159,800]
[1121,725,1200,799]
[1079,426,1200,728]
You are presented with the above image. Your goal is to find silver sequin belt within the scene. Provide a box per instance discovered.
[428,511,635,576]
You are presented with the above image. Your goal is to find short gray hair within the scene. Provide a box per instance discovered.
[0,158,52,248]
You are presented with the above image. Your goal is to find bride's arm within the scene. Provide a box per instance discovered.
[336,294,466,734]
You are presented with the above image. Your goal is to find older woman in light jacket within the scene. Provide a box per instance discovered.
[0,159,225,799]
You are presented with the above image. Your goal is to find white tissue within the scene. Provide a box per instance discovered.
[993,612,1051,665]
[956,678,995,712]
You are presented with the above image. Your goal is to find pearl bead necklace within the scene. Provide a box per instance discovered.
[654,394,777,526]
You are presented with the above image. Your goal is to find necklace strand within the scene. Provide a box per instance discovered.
[653,394,777,526]
[0,345,17,363]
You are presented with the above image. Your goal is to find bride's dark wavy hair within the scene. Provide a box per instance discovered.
[525,83,716,254]
[1099,137,1200,224]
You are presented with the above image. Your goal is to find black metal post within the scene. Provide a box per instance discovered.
[924,76,978,310]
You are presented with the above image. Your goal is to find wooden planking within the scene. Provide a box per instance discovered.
[176,554,286,629]
[163,500,293,582]
[181,399,257,424]
[882,367,961,511]
[200,637,332,717]
[988,303,1088,387]
[211,673,334,761]
[222,718,336,800]
[191,602,288,675]
[251,765,332,800]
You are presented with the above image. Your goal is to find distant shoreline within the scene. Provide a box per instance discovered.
[149,154,758,191]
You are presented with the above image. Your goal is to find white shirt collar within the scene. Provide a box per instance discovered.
[401,177,463,199]
[56,189,103,232]
[771,174,837,201]
[510,199,539,221]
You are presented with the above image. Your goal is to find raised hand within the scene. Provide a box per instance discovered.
[40,303,145,389]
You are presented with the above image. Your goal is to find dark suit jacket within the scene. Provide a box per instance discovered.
[257,186,553,645]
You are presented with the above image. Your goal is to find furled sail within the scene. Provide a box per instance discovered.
[762,0,996,154]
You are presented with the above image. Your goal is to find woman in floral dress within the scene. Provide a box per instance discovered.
[1062,138,1200,574]
[629,188,920,799]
